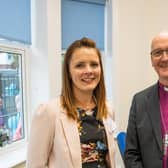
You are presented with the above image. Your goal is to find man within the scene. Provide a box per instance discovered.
[124,32,168,168]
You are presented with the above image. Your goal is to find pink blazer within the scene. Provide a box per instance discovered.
[26,97,116,168]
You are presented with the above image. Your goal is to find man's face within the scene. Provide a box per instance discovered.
[151,34,168,85]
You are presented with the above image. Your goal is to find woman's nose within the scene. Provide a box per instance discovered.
[84,65,93,74]
[86,65,91,70]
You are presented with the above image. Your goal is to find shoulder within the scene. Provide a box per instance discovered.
[33,97,61,120]
[133,83,158,99]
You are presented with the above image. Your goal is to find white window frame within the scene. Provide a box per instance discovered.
[0,42,29,167]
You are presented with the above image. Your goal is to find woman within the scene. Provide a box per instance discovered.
[26,37,116,168]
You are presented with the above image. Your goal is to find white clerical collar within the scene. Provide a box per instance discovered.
[164,86,168,92]
[159,82,168,92]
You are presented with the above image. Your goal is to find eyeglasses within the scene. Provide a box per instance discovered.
[151,48,168,58]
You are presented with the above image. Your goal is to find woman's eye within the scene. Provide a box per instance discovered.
[91,63,99,67]
[75,64,84,68]
[74,62,99,68]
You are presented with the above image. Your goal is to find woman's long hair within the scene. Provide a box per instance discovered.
[61,37,108,120]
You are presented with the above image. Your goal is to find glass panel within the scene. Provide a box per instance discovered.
[0,49,24,147]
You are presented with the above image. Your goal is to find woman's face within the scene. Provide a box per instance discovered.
[69,47,101,95]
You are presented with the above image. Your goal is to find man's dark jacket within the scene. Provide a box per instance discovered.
[124,83,163,168]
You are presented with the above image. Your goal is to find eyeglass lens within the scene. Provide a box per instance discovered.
[151,49,168,57]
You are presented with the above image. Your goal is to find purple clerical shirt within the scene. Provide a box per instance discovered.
[159,83,168,168]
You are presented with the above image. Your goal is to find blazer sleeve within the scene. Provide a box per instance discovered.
[124,95,143,168]
[26,103,56,168]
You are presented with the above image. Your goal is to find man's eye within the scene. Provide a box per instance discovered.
[151,49,163,57]
[155,50,162,55]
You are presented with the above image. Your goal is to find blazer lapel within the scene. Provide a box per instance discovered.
[103,117,116,168]
[60,112,82,168]
[146,84,162,152]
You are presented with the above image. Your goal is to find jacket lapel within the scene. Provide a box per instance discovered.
[60,112,82,168]
[103,117,116,168]
[146,84,162,152]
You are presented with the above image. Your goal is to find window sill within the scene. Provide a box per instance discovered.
[0,141,27,168]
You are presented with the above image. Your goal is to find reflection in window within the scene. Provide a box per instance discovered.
[0,48,24,147]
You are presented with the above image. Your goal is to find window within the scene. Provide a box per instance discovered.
[0,46,25,147]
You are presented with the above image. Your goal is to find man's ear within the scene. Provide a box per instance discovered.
[151,56,154,67]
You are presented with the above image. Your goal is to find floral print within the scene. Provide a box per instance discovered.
[77,107,108,168]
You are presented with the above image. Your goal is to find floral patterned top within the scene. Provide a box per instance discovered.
[77,107,108,168]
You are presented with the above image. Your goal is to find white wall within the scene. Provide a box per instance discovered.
[30,0,62,119]
[112,0,168,131]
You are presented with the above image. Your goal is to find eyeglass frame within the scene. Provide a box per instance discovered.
[151,48,168,58]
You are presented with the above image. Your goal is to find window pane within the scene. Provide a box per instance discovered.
[0,49,24,147]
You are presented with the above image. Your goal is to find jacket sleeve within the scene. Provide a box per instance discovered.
[26,103,56,168]
[124,96,143,168]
